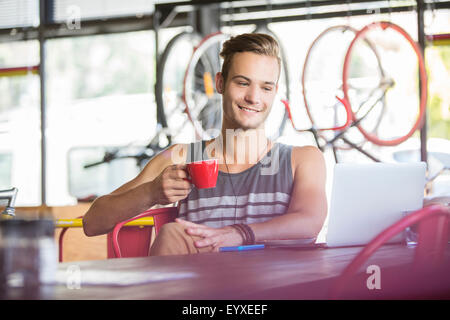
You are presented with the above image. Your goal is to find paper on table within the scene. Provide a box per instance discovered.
[55,268,197,287]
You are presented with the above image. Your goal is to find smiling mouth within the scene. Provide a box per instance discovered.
[238,105,260,113]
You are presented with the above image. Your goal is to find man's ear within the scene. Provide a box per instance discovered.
[215,72,224,94]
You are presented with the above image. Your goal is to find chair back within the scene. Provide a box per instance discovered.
[329,204,450,299]
[107,207,177,258]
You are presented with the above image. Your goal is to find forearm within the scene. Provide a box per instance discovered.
[249,211,326,242]
[82,182,156,236]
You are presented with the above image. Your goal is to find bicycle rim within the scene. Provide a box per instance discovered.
[343,21,427,147]
[156,31,202,142]
[183,32,229,140]
[302,25,386,149]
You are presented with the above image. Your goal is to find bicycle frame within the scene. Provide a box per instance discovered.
[302,25,387,152]
[281,97,382,163]
[342,21,427,147]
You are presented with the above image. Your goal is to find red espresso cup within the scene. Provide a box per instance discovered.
[186,159,219,189]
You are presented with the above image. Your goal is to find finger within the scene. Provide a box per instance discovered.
[175,218,208,229]
[169,168,189,180]
[168,180,192,190]
[165,188,192,199]
[164,164,185,175]
[185,227,216,238]
[194,236,218,248]
[173,164,187,171]
[166,191,191,200]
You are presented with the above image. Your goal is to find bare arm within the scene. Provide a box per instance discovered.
[249,146,328,240]
[82,144,190,236]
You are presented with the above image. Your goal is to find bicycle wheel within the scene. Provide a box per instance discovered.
[343,21,427,147]
[252,25,290,140]
[183,32,228,139]
[302,25,386,148]
[156,31,202,142]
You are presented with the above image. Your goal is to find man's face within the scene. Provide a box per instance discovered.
[216,52,279,131]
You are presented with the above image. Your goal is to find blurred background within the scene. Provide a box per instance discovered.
[0,0,448,209]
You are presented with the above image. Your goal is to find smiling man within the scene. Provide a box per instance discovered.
[82,33,327,255]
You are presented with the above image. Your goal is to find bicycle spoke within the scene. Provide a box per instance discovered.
[342,21,427,146]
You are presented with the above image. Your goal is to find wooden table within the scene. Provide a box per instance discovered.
[35,244,449,300]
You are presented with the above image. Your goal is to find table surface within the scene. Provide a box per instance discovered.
[41,244,442,300]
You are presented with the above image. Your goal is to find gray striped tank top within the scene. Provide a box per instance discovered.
[178,141,294,228]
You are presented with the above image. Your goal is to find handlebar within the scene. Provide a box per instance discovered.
[83,125,171,169]
[83,145,167,169]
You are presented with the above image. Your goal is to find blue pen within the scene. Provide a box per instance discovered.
[219,244,265,252]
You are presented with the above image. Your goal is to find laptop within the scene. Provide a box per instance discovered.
[259,162,426,248]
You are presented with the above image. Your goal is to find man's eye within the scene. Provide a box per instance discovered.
[263,87,273,91]
[238,82,249,86]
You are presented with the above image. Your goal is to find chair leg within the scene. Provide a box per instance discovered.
[58,228,69,262]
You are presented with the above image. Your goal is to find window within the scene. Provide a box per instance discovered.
[67,146,145,200]
[0,153,12,190]
[51,0,154,22]
[45,30,156,205]
[0,0,39,29]
[0,40,41,205]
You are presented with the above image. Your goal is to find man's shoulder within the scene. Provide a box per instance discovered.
[153,143,191,165]
[141,143,189,175]
[290,145,325,171]
[291,145,323,159]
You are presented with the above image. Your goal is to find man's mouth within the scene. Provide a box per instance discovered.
[238,105,260,113]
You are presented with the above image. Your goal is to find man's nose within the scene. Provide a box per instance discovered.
[244,85,261,106]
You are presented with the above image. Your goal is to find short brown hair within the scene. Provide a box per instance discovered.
[219,33,281,83]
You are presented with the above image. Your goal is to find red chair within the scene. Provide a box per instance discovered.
[108,206,177,259]
[57,207,177,261]
[329,204,450,299]
[58,215,83,262]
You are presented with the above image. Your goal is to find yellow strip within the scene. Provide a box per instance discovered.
[55,217,155,228]
[0,69,39,78]
[55,218,83,228]
[431,39,450,46]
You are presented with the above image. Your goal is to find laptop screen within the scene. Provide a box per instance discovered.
[326,162,426,247]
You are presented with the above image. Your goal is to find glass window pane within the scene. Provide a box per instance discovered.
[0,153,12,190]
[0,0,39,29]
[424,10,450,140]
[67,146,143,200]
[0,40,41,206]
[52,0,154,22]
[45,30,156,205]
